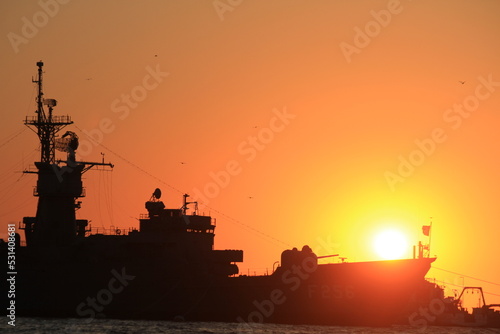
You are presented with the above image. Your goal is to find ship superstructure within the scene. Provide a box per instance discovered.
[21,61,113,247]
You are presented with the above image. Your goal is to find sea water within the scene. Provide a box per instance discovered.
[1,318,499,334]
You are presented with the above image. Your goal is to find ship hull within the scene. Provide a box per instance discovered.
[3,249,435,327]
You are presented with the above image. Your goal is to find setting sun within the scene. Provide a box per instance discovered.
[373,230,409,260]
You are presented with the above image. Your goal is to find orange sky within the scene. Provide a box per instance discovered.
[1,0,499,304]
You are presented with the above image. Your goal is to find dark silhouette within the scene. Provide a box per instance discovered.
[0,62,446,327]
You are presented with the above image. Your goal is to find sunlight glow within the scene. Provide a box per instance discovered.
[373,229,408,260]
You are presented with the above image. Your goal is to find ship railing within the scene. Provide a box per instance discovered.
[33,186,86,197]
[239,268,272,277]
[24,164,38,173]
[138,214,217,226]
[88,226,136,236]
[24,115,72,125]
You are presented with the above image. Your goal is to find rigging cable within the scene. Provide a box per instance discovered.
[104,167,114,226]
[0,127,28,150]
[432,266,500,287]
[431,279,500,298]
[73,124,290,247]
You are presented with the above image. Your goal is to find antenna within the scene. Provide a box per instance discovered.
[32,61,44,117]
[25,61,73,164]
[153,188,162,200]
[182,193,198,215]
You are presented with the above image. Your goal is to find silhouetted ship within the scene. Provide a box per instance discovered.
[434,287,500,328]
[2,62,441,327]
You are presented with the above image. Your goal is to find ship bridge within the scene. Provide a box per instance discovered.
[138,190,243,274]
[140,191,216,235]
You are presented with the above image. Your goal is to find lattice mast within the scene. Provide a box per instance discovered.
[25,61,73,164]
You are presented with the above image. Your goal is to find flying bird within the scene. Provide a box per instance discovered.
[459,81,465,85]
